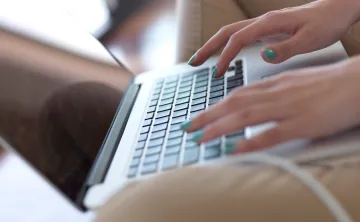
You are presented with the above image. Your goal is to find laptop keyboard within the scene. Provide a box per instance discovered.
[127,60,245,178]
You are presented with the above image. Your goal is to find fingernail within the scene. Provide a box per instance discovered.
[180,120,192,131]
[211,66,218,78]
[264,48,277,60]
[191,130,204,143]
[225,143,237,154]
[188,53,197,65]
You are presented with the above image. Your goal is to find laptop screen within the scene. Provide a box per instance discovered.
[0,30,132,207]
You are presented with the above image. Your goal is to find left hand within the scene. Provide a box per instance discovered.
[182,57,360,153]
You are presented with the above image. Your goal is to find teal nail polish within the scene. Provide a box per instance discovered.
[188,54,197,65]
[180,120,192,131]
[191,130,204,143]
[212,66,218,78]
[225,143,237,154]
[264,49,276,60]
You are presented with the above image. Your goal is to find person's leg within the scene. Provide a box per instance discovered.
[96,155,360,222]
[36,82,122,199]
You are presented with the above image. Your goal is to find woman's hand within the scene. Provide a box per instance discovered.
[181,57,360,153]
[188,0,360,78]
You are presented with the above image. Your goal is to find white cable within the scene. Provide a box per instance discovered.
[232,153,352,222]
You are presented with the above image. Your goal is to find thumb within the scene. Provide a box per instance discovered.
[261,31,309,64]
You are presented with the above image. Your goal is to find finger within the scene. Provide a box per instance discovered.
[189,19,257,66]
[213,18,295,78]
[184,90,276,132]
[261,29,312,64]
[232,119,301,153]
[197,103,289,144]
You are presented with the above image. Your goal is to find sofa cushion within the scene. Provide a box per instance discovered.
[235,0,313,18]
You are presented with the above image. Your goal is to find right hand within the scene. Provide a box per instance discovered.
[188,0,360,78]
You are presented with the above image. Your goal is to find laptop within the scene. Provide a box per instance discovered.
[0,28,351,211]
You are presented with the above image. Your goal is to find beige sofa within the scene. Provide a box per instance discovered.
[177,0,360,63]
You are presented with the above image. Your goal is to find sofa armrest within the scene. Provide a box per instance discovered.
[176,0,248,63]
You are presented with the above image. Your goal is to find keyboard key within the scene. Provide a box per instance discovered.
[196,75,208,82]
[204,147,221,160]
[151,93,160,101]
[141,163,157,175]
[227,87,236,94]
[158,104,172,112]
[195,81,208,88]
[165,145,181,155]
[170,123,182,132]
[227,75,243,82]
[168,130,184,139]
[227,79,243,89]
[193,92,206,99]
[167,137,183,147]
[192,97,206,105]
[148,106,156,113]
[226,131,245,144]
[178,86,192,93]
[146,145,162,156]
[163,87,176,95]
[211,79,224,87]
[165,82,177,89]
[210,91,223,98]
[162,154,179,170]
[173,109,187,117]
[133,149,143,158]
[210,85,224,93]
[152,123,167,132]
[235,60,243,66]
[195,68,209,77]
[180,80,193,88]
[156,110,171,118]
[185,141,199,149]
[127,167,137,178]
[145,112,154,120]
[205,139,221,148]
[176,97,189,105]
[162,92,175,100]
[191,104,205,112]
[172,115,186,124]
[183,148,199,165]
[130,158,141,167]
[140,126,150,134]
[154,117,169,125]
[150,130,166,140]
[166,76,179,82]
[194,86,207,94]
[144,154,160,165]
[149,100,157,106]
[178,91,191,99]
[138,133,148,142]
[190,110,202,118]
[136,141,145,150]
[153,88,161,95]
[181,75,193,82]
[174,103,188,111]
[148,138,164,147]
[160,98,173,106]
[143,119,152,127]
[209,96,223,105]
[227,66,235,71]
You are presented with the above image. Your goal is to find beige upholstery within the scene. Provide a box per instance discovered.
[96,155,360,222]
[237,0,360,57]
[177,0,360,62]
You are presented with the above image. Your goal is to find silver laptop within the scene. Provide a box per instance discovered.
[0,28,349,211]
